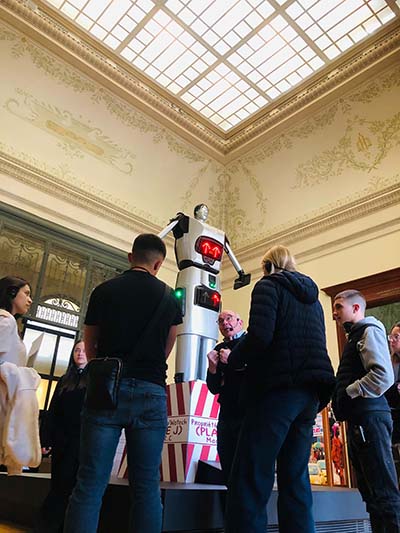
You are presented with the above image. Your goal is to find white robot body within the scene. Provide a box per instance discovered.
[159,207,250,383]
[174,266,220,381]
[174,217,225,274]
[172,216,224,382]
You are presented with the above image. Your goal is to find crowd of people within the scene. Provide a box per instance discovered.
[206,246,400,532]
[1,237,400,533]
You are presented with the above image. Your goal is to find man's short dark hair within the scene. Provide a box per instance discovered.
[334,289,366,312]
[132,234,166,264]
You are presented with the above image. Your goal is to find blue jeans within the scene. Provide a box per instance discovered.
[225,386,319,533]
[347,412,400,533]
[63,378,167,533]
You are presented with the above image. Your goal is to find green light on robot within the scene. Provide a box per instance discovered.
[175,289,184,299]
[209,281,216,289]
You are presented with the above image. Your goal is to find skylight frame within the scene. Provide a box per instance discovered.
[42,0,400,132]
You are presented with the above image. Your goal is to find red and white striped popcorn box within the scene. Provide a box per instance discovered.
[161,380,220,483]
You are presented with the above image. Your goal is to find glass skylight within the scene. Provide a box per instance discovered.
[44,0,399,131]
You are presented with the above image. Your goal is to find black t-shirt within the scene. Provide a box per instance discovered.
[85,269,182,386]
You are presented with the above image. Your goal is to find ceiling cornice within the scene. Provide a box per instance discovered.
[1,0,400,162]
[0,149,160,235]
[221,180,400,289]
[1,128,399,289]
[231,181,400,266]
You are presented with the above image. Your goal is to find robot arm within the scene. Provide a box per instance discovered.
[224,238,251,290]
[158,213,185,239]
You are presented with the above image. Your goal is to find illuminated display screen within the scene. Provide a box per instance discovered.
[173,287,186,316]
[194,286,221,312]
[195,237,223,264]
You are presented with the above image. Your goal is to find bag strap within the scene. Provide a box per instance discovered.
[130,283,172,359]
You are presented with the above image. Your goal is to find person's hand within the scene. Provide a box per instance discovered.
[219,348,231,364]
[42,447,51,455]
[207,350,219,373]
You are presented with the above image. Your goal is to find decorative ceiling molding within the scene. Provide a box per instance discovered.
[1,0,400,162]
[1,146,399,287]
[222,179,400,274]
[0,149,160,235]
[222,213,400,290]
[0,150,182,273]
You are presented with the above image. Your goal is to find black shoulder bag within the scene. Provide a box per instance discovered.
[86,284,171,410]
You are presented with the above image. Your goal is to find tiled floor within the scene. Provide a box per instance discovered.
[0,522,29,533]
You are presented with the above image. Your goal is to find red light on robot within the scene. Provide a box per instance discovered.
[194,286,221,312]
[211,292,220,306]
[195,237,223,262]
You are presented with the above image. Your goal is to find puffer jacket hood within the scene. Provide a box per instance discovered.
[269,270,319,305]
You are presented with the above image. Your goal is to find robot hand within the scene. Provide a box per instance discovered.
[169,212,185,223]
[234,270,251,290]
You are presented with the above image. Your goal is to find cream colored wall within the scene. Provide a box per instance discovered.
[224,63,400,249]
[0,21,223,250]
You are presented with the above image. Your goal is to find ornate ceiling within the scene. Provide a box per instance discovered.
[1,0,400,161]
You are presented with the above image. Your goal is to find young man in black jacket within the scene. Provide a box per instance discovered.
[332,290,400,533]
[206,309,246,484]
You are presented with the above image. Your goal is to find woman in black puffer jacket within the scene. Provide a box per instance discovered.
[224,245,335,533]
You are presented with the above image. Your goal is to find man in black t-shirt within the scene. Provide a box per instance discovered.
[64,234,182,533]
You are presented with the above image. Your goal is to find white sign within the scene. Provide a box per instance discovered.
[188,416,218,445]
[164,416,189,443]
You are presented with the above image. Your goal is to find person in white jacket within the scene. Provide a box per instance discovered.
[0,275,33,366]
[0,361,41,475]
[0,275,41,475]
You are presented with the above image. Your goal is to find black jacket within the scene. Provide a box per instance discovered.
[206,335,246,419]
[332,322,390,421]
[228,270,335,410]
[40,366,87,452]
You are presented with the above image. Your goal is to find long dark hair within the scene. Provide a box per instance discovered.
[0,276,31,313]
[58,339,87,392]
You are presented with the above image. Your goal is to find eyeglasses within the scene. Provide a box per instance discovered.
[217,315,237,325]
[388,334,400,342]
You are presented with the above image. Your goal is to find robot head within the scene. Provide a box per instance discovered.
[194,203,209,222]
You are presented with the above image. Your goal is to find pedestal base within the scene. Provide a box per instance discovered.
[161,380,220,482]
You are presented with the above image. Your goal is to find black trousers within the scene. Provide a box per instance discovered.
[348,412,400,533]
[217,416,242,485]
[34,444,79,533]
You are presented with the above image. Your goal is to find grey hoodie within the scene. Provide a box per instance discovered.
[346,316,394,399]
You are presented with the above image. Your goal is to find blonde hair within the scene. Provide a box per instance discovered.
[262,245,296,273]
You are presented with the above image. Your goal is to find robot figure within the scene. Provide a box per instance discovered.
[159,204,251,382]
